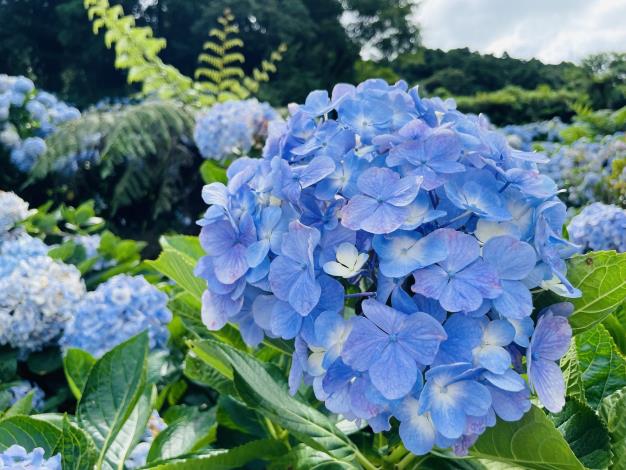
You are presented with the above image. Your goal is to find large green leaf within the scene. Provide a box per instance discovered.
[602,304,626,356]
[77,333,148,469]
[58,416,98,470]
[193,340,357,462]
[470,406,584,469]
[268,444,359,469]
[102,386,155,470]
[160,235,205,261]
[148,249,205,300]
[64,348,96,400]
[567,251,626,334]
[573,324,626,409]
[143,439,287,469]
[549,399,611,469]
[0,416,62,456]
[599,387,626,469]
[147,407,216,462]
[183,348,237,396]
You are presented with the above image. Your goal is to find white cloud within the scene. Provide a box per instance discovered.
[414,0,626,63]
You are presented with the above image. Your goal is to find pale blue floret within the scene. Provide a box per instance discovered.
[0,445,61,470]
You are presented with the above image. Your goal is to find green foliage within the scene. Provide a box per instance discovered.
[76,333,148,468]
[63,348,96,400]
[455,85,579,125]
[565,251,626,334]
[549,400,611,469]
[598,387,626,469]
[470,406,584,469]
[84,1,285,107]
[563,324,626,410]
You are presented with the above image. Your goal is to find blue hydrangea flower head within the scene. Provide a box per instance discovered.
[567,202,626,252]
[195,78,581,456]
[194,99,282,160]
[0,191,31,235]
[0,75,80,172]
[0,237,85,353]
[61,275,171,358]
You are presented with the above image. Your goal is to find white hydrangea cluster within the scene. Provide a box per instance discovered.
[0,190,30,235]
[0,236,85,352]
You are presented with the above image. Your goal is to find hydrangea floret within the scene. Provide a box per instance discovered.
[61,274,172,358]
[0,446,61,470]
[567,202,626,252]
[194,98,281,160]
[195,79,581,455]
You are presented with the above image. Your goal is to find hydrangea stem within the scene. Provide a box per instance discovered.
[345,291,376,299]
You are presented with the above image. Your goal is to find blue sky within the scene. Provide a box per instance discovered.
[414,0,626,63]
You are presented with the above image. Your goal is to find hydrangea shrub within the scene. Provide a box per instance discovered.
[194,79,583,455]
[194,99,281,161]
[568,202,626,252]
[0,75,80,171]
[61,274,172,357]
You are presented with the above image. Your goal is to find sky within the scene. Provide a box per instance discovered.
[414,0,626,64]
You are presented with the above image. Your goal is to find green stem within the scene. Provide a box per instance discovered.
[397,452,418,469]
[354,449,379,470]
[386,445,409,463]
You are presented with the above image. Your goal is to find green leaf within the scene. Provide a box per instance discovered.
[602,304,626,356]
[470,406,584,469]
[143,439,287,469]
[147,408,216,462]
[0,348,17,382]
[77,333,148,469]
[0,416,62,456]
[268,444,359,469]
[216,395,266,438]
[3,391,34,418]
[566,251,626,334]
[574,324,626,409]
[549,399,611,469]
[103,386,155,470]
[561,344,586,402]
[26,347,62,375]
[194,340,357,462]
[200,160,228,184]
[599,387,626,469]
[58,416,98,470]
[148,249,205,300]
[160,235,204,261]
[183,348,236,396]
[64,348,96,400]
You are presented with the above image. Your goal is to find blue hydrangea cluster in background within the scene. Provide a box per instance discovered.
[193,98,281,160]
[61,274,172,358]
[0,235,85,353]
[125,411,167,469]
[500,117,565,151]
[195,79,582,456]
[540,132,626,207]
[7,381,45,410]
[0,445,61,470]
[63,233,115,270]
[0,74,80,171]
[567,202,626,252]
[0,190,31,235]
